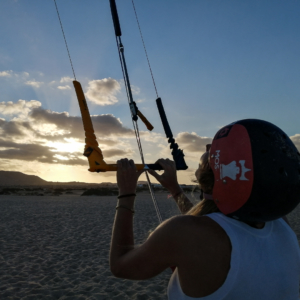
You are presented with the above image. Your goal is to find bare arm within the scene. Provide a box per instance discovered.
[110,158,177,279]
[110,158,193,279]
[111,214,179,279]
[172,191,194,214]
[148,159,194,214]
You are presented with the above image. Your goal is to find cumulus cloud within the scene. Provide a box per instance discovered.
[29,108,133,138]
[0,120,33,138]
[131,85,140,95]
[25,80,43,88]
[60,76,73,83]
[0,100,41,117]
[102,148,133,158]
[85,78,121,106]
[290,134,300,151]
[0,99,141,168]
[57,85,71,90]
[0,70,13,77]
[0,138,86,165]
[176,132,212,153]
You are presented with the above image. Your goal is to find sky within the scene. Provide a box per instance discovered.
[0,0,299,185]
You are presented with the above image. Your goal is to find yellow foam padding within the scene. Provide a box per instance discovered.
[73,80,145,172]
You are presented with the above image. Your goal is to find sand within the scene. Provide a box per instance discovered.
[0,193,299,299]
[0,194,186,299]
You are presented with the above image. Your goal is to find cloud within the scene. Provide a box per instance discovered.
[0,70,13,77]
[0,100,41,116]
[0,120,33,137]
[97,139,119,147]
[0,100,140,168]
[85,78,121,106]
[57,85,71,90]
[0,138,86,165]
[25,80,43,88]
[29,107,133,138]
[60,76,73,83]
[102,148,133,158]
[131,85,140,95]
[290,134,300,151]
[176,132,212,153]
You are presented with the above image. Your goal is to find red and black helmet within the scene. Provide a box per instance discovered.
[210,119,300,222]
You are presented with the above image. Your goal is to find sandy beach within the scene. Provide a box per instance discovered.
[0,193,299,299]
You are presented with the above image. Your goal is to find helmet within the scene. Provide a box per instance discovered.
[209,119,300,222]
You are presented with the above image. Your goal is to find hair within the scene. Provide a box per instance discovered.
[188,156,220,217]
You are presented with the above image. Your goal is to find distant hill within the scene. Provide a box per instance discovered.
[0,171,115,187]
[0,171,49,186]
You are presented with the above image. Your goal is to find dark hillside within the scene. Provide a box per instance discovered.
[0,171,48,186]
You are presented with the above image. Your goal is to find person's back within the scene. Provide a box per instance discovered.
[168,212,300,300]
[110,119,300,299]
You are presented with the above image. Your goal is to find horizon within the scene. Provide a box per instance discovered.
[0,0,300,184]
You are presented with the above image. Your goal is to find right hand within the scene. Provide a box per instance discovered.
[148,159,182,195]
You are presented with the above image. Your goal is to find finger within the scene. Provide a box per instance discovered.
[117,159,122,169]
[157,159,175,170]
[129,159,137,171]
[155,159,168,168]
[121,158,129,169]
[165,158,175,166]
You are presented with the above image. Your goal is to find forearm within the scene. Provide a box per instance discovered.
[172,190,194,214]
[110,197,135,272]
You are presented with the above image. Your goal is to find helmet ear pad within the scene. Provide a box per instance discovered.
[210,119,300,222]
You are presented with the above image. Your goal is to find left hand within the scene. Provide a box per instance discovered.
[117,159,144,195]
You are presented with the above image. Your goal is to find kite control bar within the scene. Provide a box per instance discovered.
[156,98,188,170]
[73,80,162,172]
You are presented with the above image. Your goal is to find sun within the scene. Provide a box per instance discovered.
[46,138,84,154]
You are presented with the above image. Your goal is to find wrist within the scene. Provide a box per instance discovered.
[167,182,182,194]
[118,196,135,207]
[172,190,183,198]
[118,193,136,199]
[170,186,183,196]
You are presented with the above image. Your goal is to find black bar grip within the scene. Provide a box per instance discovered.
[156,97,173,138]
[155,97,188,170]
[109,0,122,36]
[146,163,187,171]
[146,163,163,171]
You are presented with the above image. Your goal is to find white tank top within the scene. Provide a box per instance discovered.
[167,212,300,300]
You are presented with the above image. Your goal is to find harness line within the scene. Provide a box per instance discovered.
[53,0,76,81]
[131,0,158,98]
[129,1,189,172]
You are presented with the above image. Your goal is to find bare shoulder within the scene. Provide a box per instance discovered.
[158,214,230,253]
[163,215,232,297]
[163,214,228,237]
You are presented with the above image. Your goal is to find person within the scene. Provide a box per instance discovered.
[110,119,300,299]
